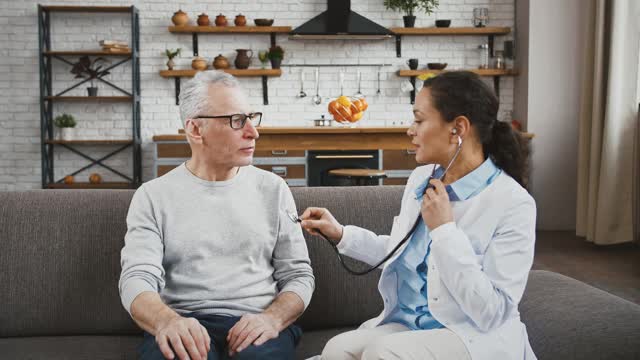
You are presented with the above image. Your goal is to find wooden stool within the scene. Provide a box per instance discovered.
[328,168,387,186]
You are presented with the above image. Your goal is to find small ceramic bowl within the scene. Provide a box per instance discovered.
[435,19,451,28]
[427,62,448,70]
[254,19,274,26]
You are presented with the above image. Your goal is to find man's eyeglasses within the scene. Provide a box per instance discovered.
[196,112,262,129]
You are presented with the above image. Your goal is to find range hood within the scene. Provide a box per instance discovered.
[290,0,393,40]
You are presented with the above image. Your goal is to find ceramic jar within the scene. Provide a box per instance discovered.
[191,56,208,70]
[234,14,247,26]
[171,9,189,26]
[213,54,230,69]
[197,13,210,26]
[215,14,227,26]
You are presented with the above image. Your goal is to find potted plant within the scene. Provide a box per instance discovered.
[164,48,181,70]
[384,0,440,28]
[267,46,284,69]
[54,113,77,141]
[70,56,110,96]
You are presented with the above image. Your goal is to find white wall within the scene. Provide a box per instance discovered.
[522,0,592,230]
[0,0,515,190]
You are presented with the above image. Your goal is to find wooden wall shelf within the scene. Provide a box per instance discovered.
[160,69,282,105]
[169,26,292,34]
[160,69,281,78]
[391,27,510,36]
[44,50,131,57]
[398,69,518,77]
[41,6,132,13]
[45,140,134,145]
[45,96,133,102]
[390,26,511,57]
[398,69,518,103]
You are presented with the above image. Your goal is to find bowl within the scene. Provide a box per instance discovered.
[435,19,451,28]
[254,18,274,26]
[427,62,448,70]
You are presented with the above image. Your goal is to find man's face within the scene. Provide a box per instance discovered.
[192,84,259,168]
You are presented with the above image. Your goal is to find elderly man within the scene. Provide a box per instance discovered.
[119,70,315,360]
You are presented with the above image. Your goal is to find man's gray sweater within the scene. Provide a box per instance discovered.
[118,163,315,317]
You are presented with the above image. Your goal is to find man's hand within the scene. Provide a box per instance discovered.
[226,313,281,356]
[422,179,454,230]
[154,315,211,360]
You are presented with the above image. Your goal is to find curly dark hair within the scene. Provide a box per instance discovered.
[422,71,529,187]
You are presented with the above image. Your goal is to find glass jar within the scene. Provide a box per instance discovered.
[478,44,489,69]
[473,8,489,27]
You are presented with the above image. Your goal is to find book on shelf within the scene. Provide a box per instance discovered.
[103,47,131,53]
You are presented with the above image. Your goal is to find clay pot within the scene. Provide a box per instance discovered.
[213,54,230,69]
[234,14,247,26]
[197,13,210,26]
[215,14,227,26]
[171,9,189,26]
[191,56,208,71]
[234,49,253,69]
[89,173,102,184]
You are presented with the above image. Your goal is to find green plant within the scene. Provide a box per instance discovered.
[70,56,110,88]
[54,113,76,128]
[384,0,440,16]
[267,46,284,60]
[165,48,181,60]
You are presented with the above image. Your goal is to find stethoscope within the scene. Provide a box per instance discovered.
[289,133,464,275]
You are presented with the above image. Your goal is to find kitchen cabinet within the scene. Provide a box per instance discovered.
[153,127,534,186]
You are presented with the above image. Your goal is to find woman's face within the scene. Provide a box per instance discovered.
[407,87,456,165]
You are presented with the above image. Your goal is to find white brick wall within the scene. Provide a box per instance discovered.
[0,0,514,190]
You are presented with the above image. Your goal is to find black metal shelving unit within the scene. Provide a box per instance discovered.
[38,5,141,189]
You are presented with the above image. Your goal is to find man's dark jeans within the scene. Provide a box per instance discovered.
[138,313,302,360]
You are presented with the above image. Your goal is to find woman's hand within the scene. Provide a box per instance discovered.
[422,179,454,230]
[299,207,344,245]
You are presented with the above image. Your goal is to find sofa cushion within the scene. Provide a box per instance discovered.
[0,190,140,337]
[521,270,640,359]
[0,335,140,360]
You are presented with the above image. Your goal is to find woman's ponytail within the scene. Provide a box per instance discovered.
[485,120,529,187]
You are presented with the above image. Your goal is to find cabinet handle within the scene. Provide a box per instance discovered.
[314,155,374,159]
[405,149,416,155]
[272,166,287,177]
[271,150,288,155]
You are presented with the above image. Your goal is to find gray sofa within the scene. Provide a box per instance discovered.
[1,187,639,360]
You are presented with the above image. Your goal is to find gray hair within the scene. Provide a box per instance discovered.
[179,70,240,127]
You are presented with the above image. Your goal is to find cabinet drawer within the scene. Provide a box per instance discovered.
[256,165,305,179]
[254,150,305,157]
[383,178,409,185]
[157,143,191,158]
[383,149,418,170]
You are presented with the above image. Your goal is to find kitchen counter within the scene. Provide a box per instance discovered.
[153,126,534,151]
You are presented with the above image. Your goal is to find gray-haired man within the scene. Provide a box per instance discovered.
[119,70,315,360]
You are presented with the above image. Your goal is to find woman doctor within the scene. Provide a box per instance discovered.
[300,71,537,360]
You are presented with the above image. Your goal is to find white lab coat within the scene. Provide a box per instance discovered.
[337,164,537,360]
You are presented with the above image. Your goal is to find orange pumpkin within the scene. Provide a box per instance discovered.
[89,173,102,184]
